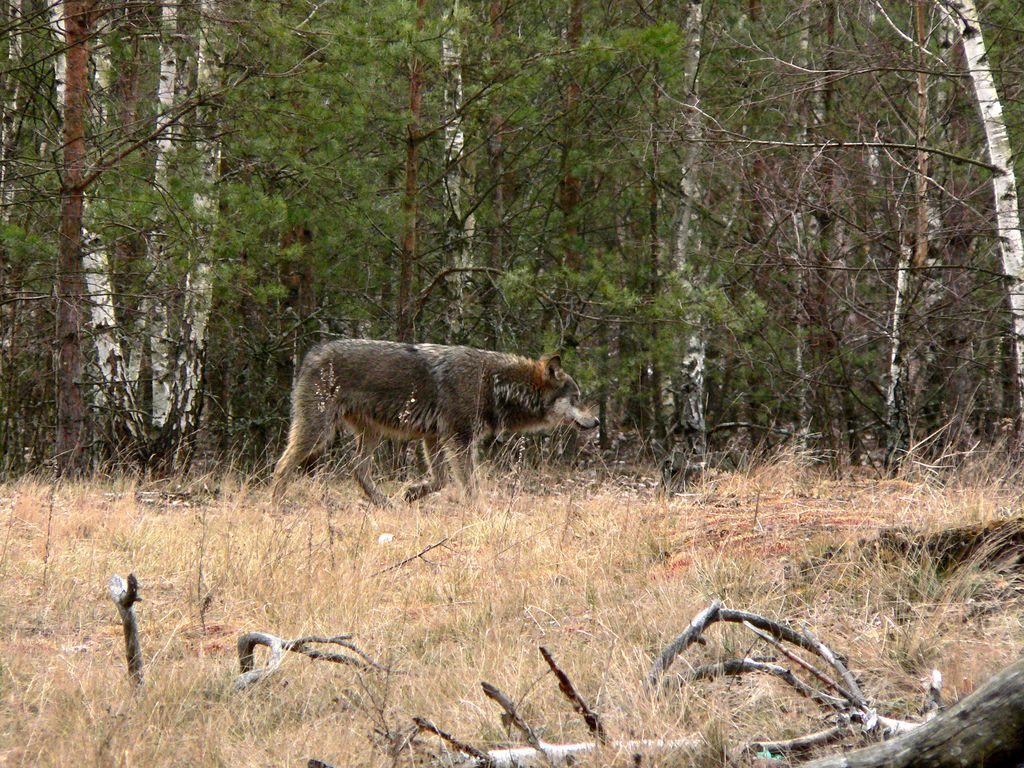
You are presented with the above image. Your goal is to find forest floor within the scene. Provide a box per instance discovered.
[3,452,1024,767]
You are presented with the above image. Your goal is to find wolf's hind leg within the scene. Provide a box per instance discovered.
[352,429,388,506]
[271,419,334,503]
[404,436,448,502]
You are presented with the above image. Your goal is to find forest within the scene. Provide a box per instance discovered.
[2,0,1023,478]
[6,3,1024,766]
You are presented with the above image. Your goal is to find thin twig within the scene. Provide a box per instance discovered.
[374,537,450,576]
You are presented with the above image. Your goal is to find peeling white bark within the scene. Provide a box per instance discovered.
[441,2,475,337]
[667,0,708,467]
[885,230,912,467]
[48,1,66,113]
[937,0,1024,418]
[149,0,180,430]
[1,0,22,215]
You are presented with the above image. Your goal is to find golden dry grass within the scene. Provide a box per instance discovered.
[2,453,1023,767]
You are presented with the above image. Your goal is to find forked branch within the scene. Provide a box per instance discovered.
[108,573,144,687]
[234,631,388,690]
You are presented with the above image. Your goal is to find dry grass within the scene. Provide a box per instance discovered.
[2,453,1023,767]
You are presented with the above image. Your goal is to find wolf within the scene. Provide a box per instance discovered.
[271,339,598,505]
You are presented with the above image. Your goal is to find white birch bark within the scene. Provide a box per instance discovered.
[40,0,66,162]
[148,0,180,430]
[1,0,22,216]
[441,1,475,338]
[48,1,66,112]
[937,0,1024,420]
[885,226,912,468]
[173,0,218,459]
[665,0,708,471]
[82,39,144,440]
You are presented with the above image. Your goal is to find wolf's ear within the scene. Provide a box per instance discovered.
[542,354,563,380]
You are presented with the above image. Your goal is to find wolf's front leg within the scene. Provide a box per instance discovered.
[352,430,388,506]
[404,436,448,502]
[446,435,478,500]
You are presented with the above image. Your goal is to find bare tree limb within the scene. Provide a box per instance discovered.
[647,599,722,686]
[670,657,847,709]
[803,657,1024,768]
[234,631,387,690]
[413,717,494,765]
[480,681,547,757]
[538,646,607,744]
[107,573,143,686]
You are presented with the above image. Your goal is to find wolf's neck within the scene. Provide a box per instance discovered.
[491,371,545,431]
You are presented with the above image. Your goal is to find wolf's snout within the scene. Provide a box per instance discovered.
[573,411,599,430]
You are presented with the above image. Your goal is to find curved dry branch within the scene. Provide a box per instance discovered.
[234,631,386,690]
[647,599,721,685]
[670,657,848,709]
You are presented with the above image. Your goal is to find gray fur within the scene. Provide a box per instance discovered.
[271,339,598,505]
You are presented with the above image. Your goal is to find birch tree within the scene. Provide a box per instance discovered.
[148,0,180,436]
[663,0,707,476]
[441,1,475,340]
[936,0,1024,427]
[0,0,22,217]
[172,0,218,465]
[884,0,930,470]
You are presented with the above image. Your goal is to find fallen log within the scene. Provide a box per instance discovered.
[803,657,1024,768]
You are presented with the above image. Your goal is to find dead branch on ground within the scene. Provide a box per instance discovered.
[234,631,389,690]
[108,573,144,687]
[411,601,944,767]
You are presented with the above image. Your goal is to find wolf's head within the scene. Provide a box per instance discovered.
[538,354,600,430]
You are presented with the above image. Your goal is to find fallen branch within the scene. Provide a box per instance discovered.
[108,573,144,686]
[646,599,721,686]
[539,646,607,744]
[803,657,1024,768]
[481,681,547,756]
[234,631,387,690]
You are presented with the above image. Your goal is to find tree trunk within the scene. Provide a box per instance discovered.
[885,228,912,470]
[664,0,707,476]
[1,0,22,215]
[484,0,505,346]
[804,657,1024,768]
[148,0,180,434]
[885,2,930,472]
[397,0,426,343]
[173,0,218,467]
[441,1,475,341]
[54,0,94,475]
[558,0,583,271]
[937,0,1024,430]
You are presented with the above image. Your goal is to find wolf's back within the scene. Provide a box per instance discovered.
[295,339,499,437]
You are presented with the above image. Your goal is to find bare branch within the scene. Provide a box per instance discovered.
[107,573,143,687]
[539,646,606,744]
[413,717,494,765]
[647,599,722,686]
[234,631,387,689]
[480,681,547,757]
